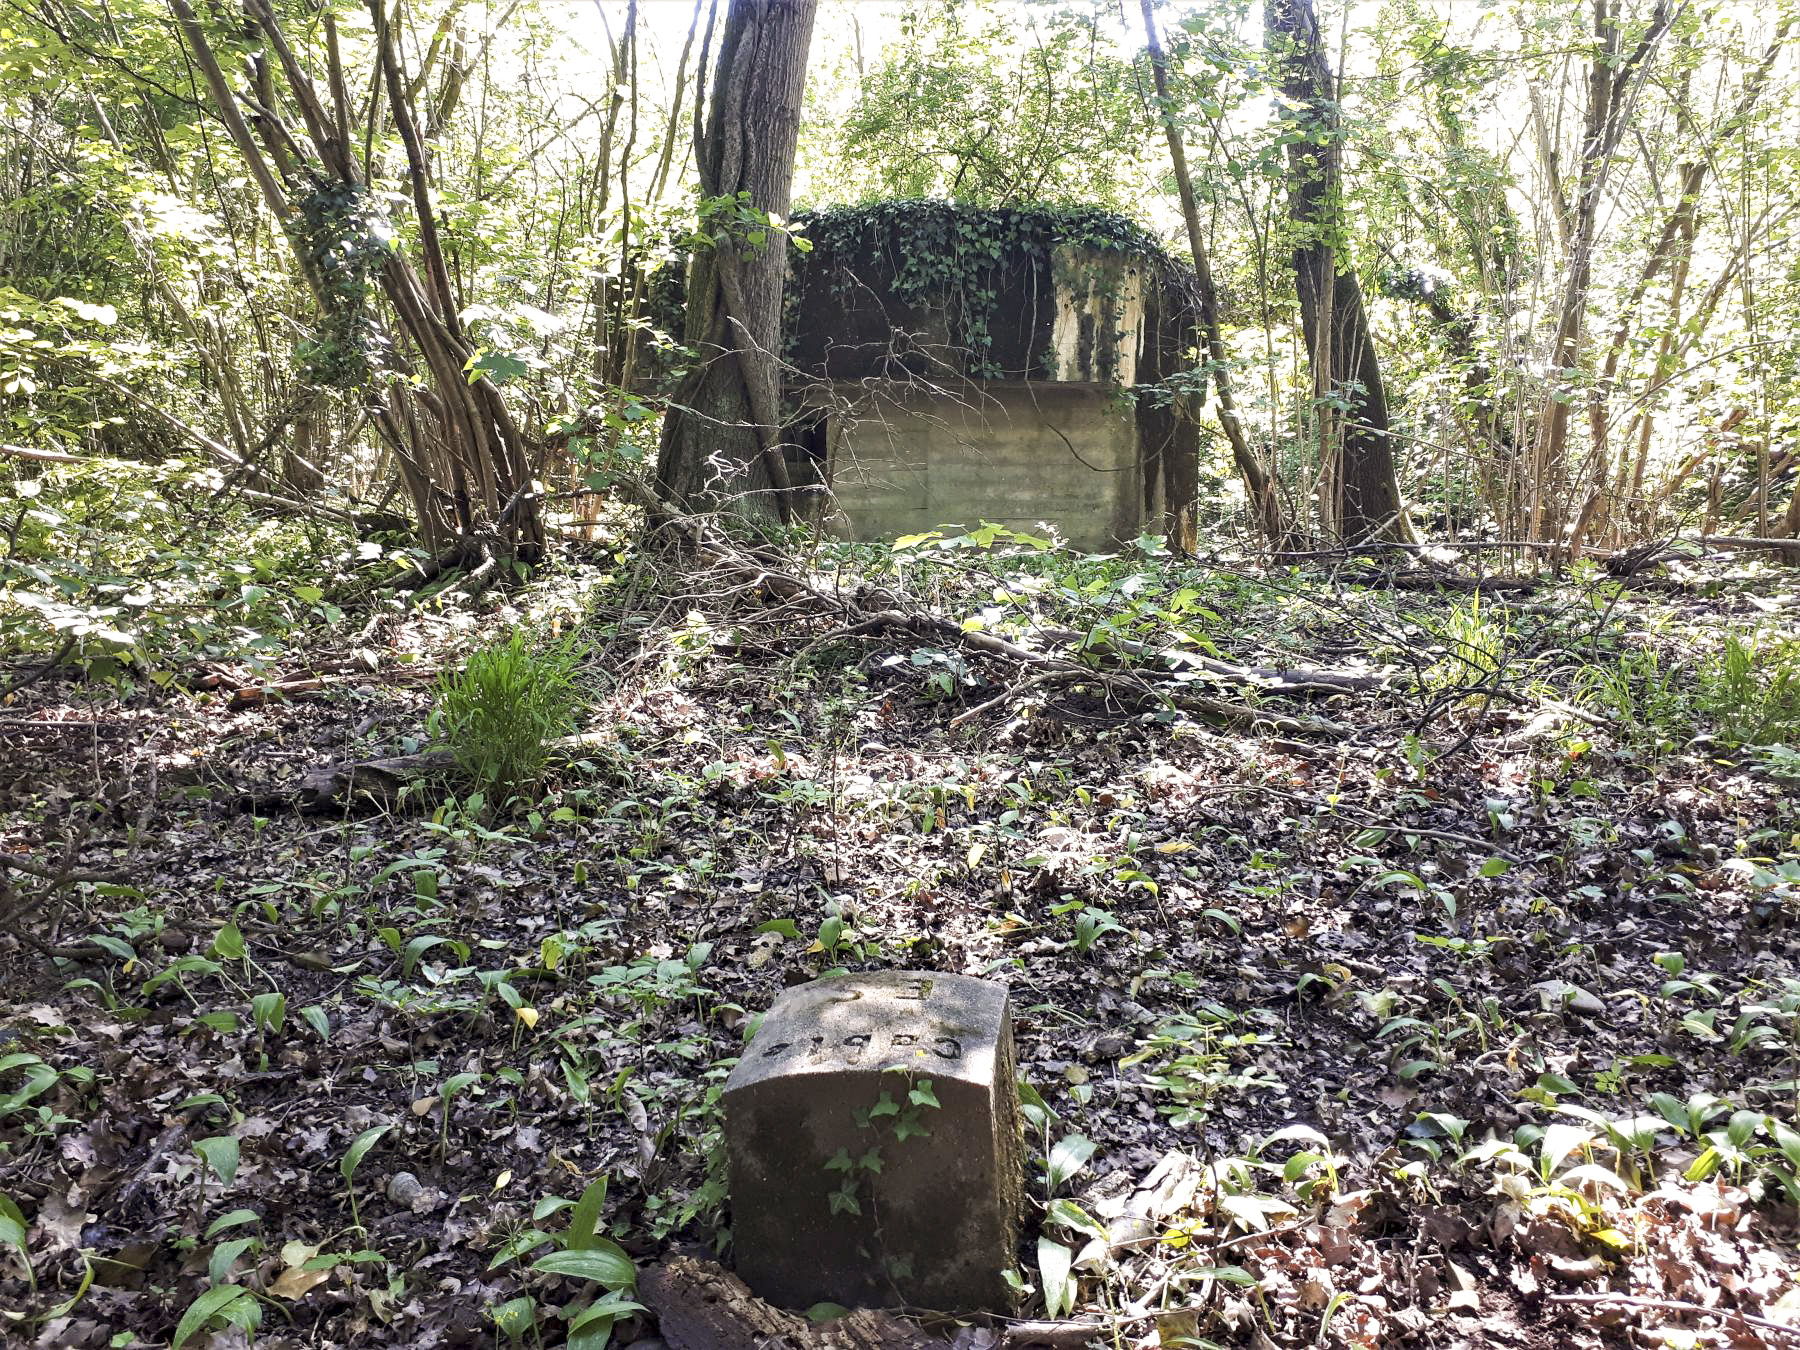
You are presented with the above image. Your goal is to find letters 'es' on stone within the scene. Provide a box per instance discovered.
[723,971,1025,1312]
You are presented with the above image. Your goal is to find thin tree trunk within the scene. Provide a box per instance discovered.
[1526,0,1676,543]
[172,0,542,557]
[1586,19,1786,539]
[651,0,707,205]
[1138,0,1283,546]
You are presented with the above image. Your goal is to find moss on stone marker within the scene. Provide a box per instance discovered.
[723,972,1025,1312]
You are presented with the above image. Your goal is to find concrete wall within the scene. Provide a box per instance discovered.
[821,384,1143,553]
[1045,248,1145,387]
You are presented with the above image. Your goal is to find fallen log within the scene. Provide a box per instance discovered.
[296,748,458,807]
[2,443,88,463]
[1379,570,1539,595]
[294,731,612,808]
[1033,628,1381,696]
[194,663,438,708]
[1611,533,1800,576]
[640,1255,941,1350]
[1698,534,1800,561]
[999,1322,1111,1349]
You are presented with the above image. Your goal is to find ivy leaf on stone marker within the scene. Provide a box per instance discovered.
[908,1080,939,1109]
[828,1183,861,1216]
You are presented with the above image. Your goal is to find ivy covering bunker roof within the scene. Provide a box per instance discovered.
[785,199,1199,388]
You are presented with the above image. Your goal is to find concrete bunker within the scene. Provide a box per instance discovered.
[782,202,1203,552]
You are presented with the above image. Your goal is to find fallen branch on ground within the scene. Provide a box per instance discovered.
[821,607,1352,737]
[1380,570,1540,595]
[1032,627,1381,696]
[1548,1291,1800,1341]
[205,666,440,709]
[293,731,614,809]
[639,1255,938,1350]
[1611,533,1800,576]
[0,637,76,698]
[642,502,1359,737]
[0,818,136,956]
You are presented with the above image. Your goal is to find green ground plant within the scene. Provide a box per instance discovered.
[1420,594,1511,702]
[1,456,350,680]
[433,631,588,801]
[1696,629,1800,748]
[1577,641,1689,748]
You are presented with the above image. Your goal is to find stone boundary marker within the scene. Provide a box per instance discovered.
[723,971,1024,1312]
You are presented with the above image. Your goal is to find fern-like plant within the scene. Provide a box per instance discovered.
[433,632,584,801]
[1421,595,1511,703]
[1698,630,1800,748]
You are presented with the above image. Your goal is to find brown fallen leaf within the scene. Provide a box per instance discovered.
[1445,1261,1480,1314]
[1545,1254,1611,1282]
[269,1263,333,1300]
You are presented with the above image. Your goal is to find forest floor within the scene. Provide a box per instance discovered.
[2,529,1800,1350]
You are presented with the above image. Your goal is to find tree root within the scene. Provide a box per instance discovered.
[665,519,1359,737]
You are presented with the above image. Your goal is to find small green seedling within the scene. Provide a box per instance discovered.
[251,992,287,1036]
[0,1190,33,1291]
[341,1124,392,1234]
[172,1284,260,1349]
[490,1295,537,1348]
[193,1135,240,1222]
[438,1072,484,1160]
[204,1208,263,1285]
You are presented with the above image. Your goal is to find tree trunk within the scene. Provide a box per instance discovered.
[1138,0,1284,547]
[655,0,817,524]
[1590,19,1787,544]
[1264,0,1410,544]
[168,0,542,560]
[1526,0,1674,542]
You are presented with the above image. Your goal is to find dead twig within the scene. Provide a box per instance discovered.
[294,731,616,809]
[0,637,76,698]
[1314,803,1526,863]
[0,816,117,949]
[1548,1291,1800,1341]
[0,854,126,884]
